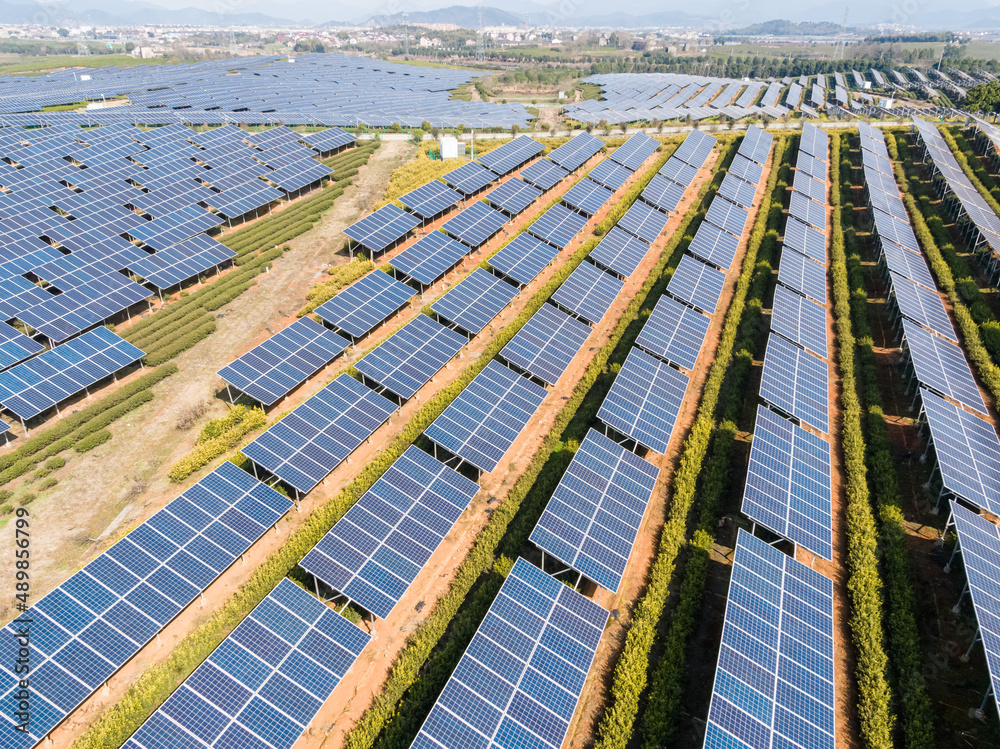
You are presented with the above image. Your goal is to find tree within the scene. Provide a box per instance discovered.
[389,122,402,133]
[125,42,135,52]
[966,81,1000,113]
[57,28,69,37]
[618,120,628,133]
[511,124,520,135]
[420,120,432,131]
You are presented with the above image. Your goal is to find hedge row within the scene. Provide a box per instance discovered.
[167,405,268,482]
[0,365,176,487]
[839,132,935,748]
[945,126,1000,211]
[348,138,737,749]
[638,138,793,748]
[887,133,1000,404]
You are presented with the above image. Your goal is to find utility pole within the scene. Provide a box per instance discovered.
[477,10,485,63]
[403,12,409,56]
[835,8,849,61]
[229,29,237,57]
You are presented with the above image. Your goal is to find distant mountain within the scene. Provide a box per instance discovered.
[352,5,713,29]
[0,0,298,26]
[728,19,847,35]
[355,6,523,28]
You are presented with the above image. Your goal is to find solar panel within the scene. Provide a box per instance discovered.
[667,254,726,314]
[636,294,710,371]
[901,319,986,415]
[799,123,829,159]
[705,196,750,237]
[673,129,717,169]
[488,232,561,286]
[797,153,828,182]
[441,201,508,248]
[742,405,833,559]
[0,327,144,421]
[878,239,935,290]
[760,333,829,433]
[530,427,659,591]
[390,231,469,286]
[300,445,478,619]
[771,284,829,359]
[343,204,421,254]
[478,135,545,175]
[588,158,633,190]
[519,158,568,190]
[500,302,592,385]
[412,556,608,749]
[872,209,919,253]
[793,169,828,203]
[315,270,416,339]
[789,190,828,233]
[0,320,43,371]
[218,317,350,406]
[528,203,589,248]
[728,154,764,185]
[778,248,827,304]
[888,272,957,343]
[921,390,1000,516]
[301,126,356,153]
[659,156,700,187]
[442,161,495,196]
[737,125,774,165]
[431,268,519,336]
[589,226,650,279]
[689,221,741,271]
[485,177,541,215]
[562,178,613,216]
[121,579,370,749]
[705,529,835,749]
[597,346,689,453]
[609,132,660,170]
[551,261,624,325]
[0,462,293,747]
[618,200,671,243]
[547,133,605,171]
[425,360,548,473]
[718,173,757,209]
[242,374,396,494]
[641,173,687,214]
[399,180,463,219]
[129,234,236,291]
[355,314,466,400]
[783,216,828,264]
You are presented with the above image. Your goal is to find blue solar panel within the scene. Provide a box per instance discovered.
[0,327,144,421]
[760,333,830,433]
[355,314,466,399]
[901,319,986,415]
[390,231,469,286]
[641,173,686,214]
[878,239,935,290]
[705,529,835,749]
[485,177,541,215]
[609,132,660,170]
[588,159,633,190]
[668,254,727,315]
[120,579,370,749]
[520,158,569,190]
[793,170,827,203]
[718,173,757,209]
[728,154,764,185]
[636,295,710,371]
[412,557,608,749]
[789,190,827,233]
[562,178,613,216]
[442,161,495,196]
[547,133,605,171]
[659,156,700,186]
[689,221,740,271]
[343,204,421,254]
[441,201,508,248]
[299,446,479,619]
[551,261,624,325]
[737,125,774,166]
[742,405,833,559]
[771,284,829,359]
[478,136,545,175]
[431,268,519,335]
[488,232,561,286]
[242,374,396,494]
[921,389,1000,516]
[705,196,750,238]
[0,320,43,371]
[618,200,670,243]
[597,346,689,453]
[500,303,592,386]
[301,127,356,153]
[777,247,827,304]
[129,234,236,291]
[530,428,659,592]
[425,360,548,473]
[218,317,349,406]
[673,129,717,169]
[783,216,828,264]
[315,270,416,339]
[888,272,957,343]
[399,180,463,219]
[589,226,650,279]
[528,203,589,248]
[0,462,292,747]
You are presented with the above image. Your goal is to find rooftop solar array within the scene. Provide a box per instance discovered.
[547,133,605,171]
[618,200,671,243]
[122,579,369,749]
[299,445,479,620]
[315,270,416,339]
[635,295,711,371]
[608,132,660,170]
[441,201,508,248]
[355,314,466,400]
[921,389,1000,517]
[705,529,835,749]
[413,556,608,749]
[500,303,593,386]
[390,231,469,286]
[529,203,590,248]
[597,347,689,453]
[0,327,144,421]
[217,317,349,406]
[901,319,986,415]
[343,204,422,255]
[760,333,830,433]
[398,180,463,220]
[771,284,829,359]
[742,405,833,559]
[551,261,624,325]
[488,232,561,286]
[477,136,545,175]
[589,226,651,279]
[667,254,727,315]
[243,374,396,495]
[530,428,660,591]
[484,177,541,216]
[562,178,613,216]
[0,462,293,746]
[431,268,519,336]
[425,360,548,473]
[0,320,43,371]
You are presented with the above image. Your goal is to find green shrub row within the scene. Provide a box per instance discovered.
[0,365,176,487]
[75,430,112,453]
[638,140,793,748]
[945,126,1000,211]
[841,133,935,748]
[167,405,268,482]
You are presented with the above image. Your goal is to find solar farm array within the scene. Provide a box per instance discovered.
[0,54,532,129]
